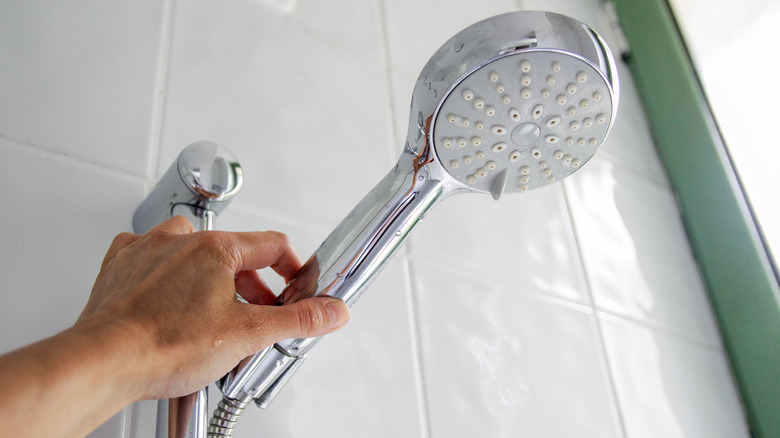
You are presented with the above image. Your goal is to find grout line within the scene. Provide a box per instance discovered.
[595,306,722,349]
[377,0,402,166]
[560,179,629,438]
[402,252,573,299]
[377,1,430,436]
[122,3,176,435]
[599,147,673,189]
[0,135,148,185]
[408,239,724,349]
[229,202,334,236]
[276,4,386,65]
[408,254,596,314]
[400,255,433,438]
[147,0,177,187]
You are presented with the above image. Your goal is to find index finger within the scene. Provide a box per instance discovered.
[146,215,195,235]
[227,231,304,282]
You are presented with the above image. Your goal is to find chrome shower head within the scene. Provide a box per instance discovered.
[407,11,618,199]
[210,11,619,437]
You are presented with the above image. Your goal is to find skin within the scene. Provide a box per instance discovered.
[0,216,350,437]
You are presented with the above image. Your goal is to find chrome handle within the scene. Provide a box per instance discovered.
[219,151,447,406]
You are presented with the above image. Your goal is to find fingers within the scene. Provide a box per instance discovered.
[238,297,350,350]
[148,215,195,235]
[100,216,193,270]
[223,231,304,281]
[234,270,277,305]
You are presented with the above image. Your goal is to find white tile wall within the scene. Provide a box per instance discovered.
[0,1,750,438]
[158,0,394,230]
[413,262,622,438]
[565,156,722,344]
[600,314,750,438]
[0,0,165,176]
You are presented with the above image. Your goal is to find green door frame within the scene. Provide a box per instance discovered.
[610,0,780,436]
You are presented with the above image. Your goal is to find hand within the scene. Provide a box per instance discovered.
[77,215,351,401]
[0,216,350,437]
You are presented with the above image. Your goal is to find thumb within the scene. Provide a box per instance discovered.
[242,297,351,350]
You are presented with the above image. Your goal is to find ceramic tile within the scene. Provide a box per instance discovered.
[520,0,605,38]
[160,0,394,231]
[383,0,519,74]
[0,0,164,175]
[599,61,670,186]
[565,156,721,342]
[388,67,418,156]
[414,262,621,438]
[601,315,749,438]
[0,140,146,354]
[286,0,383,58]
[409,184,588,303]
[201,258,422,438]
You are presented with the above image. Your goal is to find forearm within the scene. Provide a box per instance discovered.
[0,318,147,437]
[0,220,351,437]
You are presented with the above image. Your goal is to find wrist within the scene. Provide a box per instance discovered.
[69,311,157,404]
[0,314,156,437]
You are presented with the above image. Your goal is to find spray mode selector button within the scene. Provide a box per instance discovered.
[511,122,541,146]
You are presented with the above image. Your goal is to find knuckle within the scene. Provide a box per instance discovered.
[170,215,194,231]
[145,228,173,243]
[196,231,236,267]
[111,232,138,248]
[297,301,325,335]
[113,232,136,243]
[267,230,293,250]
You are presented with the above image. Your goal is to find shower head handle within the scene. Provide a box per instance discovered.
[215,10,620,417]
[219,151,449,405]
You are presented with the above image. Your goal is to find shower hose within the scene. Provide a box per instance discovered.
[207,396,248,437]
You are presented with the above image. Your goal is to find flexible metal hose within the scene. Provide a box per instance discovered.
[207,396,247,437]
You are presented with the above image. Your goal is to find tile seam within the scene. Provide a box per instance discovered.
[377,0,431,435]
[0,135,147,185]
[147,0,177,185]
[561,178,630,438]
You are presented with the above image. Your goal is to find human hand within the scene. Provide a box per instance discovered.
[76,215,350,402]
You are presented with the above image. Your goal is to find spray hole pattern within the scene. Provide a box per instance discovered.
[433,51,612,194]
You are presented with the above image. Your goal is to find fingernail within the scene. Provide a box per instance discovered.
[324,298,350,329]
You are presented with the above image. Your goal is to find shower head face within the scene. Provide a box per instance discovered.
[407,11,618,198]
[432,49,614,195]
